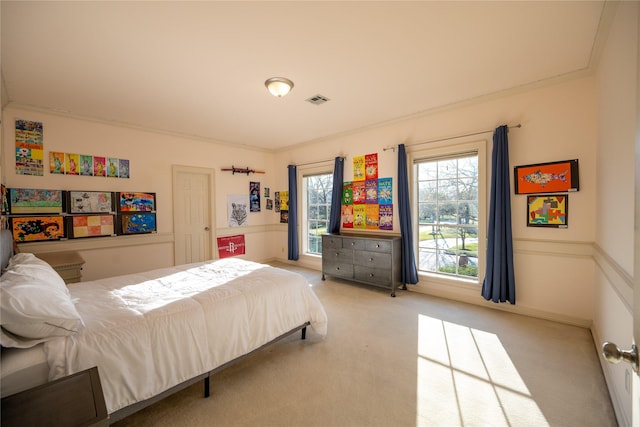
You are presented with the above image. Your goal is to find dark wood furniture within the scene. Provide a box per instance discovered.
[322,233,403,297]
[1,366,108,427]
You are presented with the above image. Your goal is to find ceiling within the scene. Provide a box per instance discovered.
[1,1,607,152]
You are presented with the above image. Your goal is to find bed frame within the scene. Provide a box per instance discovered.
[108,321,310,423]
[1,230,314,424]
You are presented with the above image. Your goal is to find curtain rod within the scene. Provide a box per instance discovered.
[293,156,345,167]
[383,124,522,152]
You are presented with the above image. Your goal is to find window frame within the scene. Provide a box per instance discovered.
[300,164,334,257]
[409,140,487,285]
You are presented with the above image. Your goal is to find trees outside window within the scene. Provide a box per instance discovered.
[415,154,479,278]
[303,173,333,255]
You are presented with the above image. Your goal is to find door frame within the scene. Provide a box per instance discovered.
[172,165,216,264]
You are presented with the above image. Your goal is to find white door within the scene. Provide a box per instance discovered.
[172,165,215,265]
[603,23,640,424]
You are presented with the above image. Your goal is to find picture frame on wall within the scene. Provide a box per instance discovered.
[10,215,66,242]
[514,159,579,194]
[66,214,116,239]
[527,194,568,228]
[117,212,157,235]
[68,191,115,214]
[117,192,156,212]
[8,188,65,214]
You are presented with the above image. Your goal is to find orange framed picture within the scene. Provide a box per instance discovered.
[514,159,579,194]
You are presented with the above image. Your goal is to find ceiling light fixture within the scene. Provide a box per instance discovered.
[265,77,294,97]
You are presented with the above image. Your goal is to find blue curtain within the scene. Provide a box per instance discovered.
[288,165,299,260]
[328,157,344,234]
[398,144,419,284]
[482,125,516,303]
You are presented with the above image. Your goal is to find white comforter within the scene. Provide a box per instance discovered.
[44,258,328,414]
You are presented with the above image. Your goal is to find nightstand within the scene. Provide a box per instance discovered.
[35,251,85,284]
[1,366,108,426]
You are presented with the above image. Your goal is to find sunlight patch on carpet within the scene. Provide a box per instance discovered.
[416,314,549,426]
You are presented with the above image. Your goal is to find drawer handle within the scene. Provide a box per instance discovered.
[369,257,374,262]
[335,267,340,271]
[376,244,380,248]
[335,253,339,257]
[351,242,355,246]
[369,273,374,277]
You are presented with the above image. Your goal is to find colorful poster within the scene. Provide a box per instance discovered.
[341,204,354,229]
[280,191,289,211]
[250,181,261,212]
[65,153,80,175]
[217,234,246,258]
[94,156,106,177]
[274,191,281,212]
[378,178,392,204]
[15,119,44,176]
[366,204,379,229]
[365,153,378,180]
[69,191,113,213]
[119,159,130,178]
[71,214,115,238]
[280,210,289,224]
[352,181,365,204]
[353,155,365,181]
[80,155,94,176]
[50,152,65,174]
[342,182,353,205]
[107,158,119,177]
[365,179,378,204]
[120,213,156,234]
[353,205,366,229]
[228,195,248,227]
[379,205,393,230]
[9,188,64,214]
[118,192,155,212]
[11,215,65,242]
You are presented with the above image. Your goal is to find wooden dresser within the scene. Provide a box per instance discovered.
[321,233,402,297]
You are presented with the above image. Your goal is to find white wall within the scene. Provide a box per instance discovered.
[275,75,598,327]
[1,106,284,280]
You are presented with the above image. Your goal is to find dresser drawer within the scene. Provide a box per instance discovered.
[323,248,353,262]
[353,251,392,269]
[323,261,354,279]
[364,239,392,253]
[341,238,365,251]
[354,265,392,288]
[322,235,343,250]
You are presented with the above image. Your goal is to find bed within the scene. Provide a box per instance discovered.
[0,230,328,422]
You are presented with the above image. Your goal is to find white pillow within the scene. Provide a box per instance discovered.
[1,253,83,348]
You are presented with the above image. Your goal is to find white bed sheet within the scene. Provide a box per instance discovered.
[1,343,48,397]
[44,258,327,414]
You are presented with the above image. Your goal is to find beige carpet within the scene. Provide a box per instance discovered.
[113,264,616,427]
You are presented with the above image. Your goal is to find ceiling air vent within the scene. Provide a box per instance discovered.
[305,94,330,105]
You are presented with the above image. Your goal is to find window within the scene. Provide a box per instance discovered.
[414,149,482,280]
[302,172,333,255]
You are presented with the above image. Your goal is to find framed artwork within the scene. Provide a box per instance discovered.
[118,212,157,235]
[10,215,66,242]
[117,192,156,212]
[67,214,115,238]
[80,155,94,176]
[527,194,568,228]
[8,188,65,214]
[50,152,65,174]
[514,159,579,194]
[68,191,115,214]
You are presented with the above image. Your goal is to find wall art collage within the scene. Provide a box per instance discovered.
[513,159,579,228]
[341,153,393,230]
[15,118,130,178]
[3,188,156,242]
